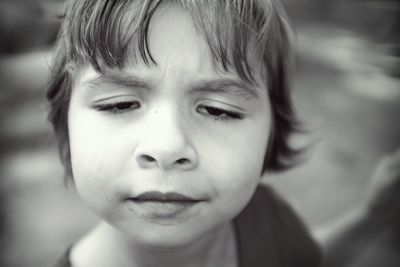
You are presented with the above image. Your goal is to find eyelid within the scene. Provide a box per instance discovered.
[198,98,247,113]
[82,78,149,101]
[92,100,141,115]
[197,100,246,119]
[196,105,244,121]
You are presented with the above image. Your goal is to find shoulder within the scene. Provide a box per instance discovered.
[234,184,322,267]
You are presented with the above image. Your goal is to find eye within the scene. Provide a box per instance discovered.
[196,105,243,121]
[94,101,141,114]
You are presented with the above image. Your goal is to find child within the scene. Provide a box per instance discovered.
[47,0,321,266]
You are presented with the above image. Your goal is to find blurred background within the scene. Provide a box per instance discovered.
[0,0,399,266]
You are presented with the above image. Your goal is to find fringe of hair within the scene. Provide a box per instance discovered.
[47,0,305,179]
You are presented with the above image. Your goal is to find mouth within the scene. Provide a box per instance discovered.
[129,191,200,203]
[126,191,205,221]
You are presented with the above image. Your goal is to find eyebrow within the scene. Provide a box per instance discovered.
[82,71,150,92]
[82,72,260,99]
[191,79,260,100]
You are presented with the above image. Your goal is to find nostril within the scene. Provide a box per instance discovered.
[141,155,156,162]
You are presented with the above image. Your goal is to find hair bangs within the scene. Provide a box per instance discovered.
[48,0,302,178]
[65,0,163,72]
[64,0,290,85]
[186,0,293,88]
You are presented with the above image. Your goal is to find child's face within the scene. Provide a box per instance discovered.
[68,5,271,248]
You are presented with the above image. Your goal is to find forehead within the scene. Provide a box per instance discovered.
[141,4,216,77]
[67,0,272,86]
[75,4,265,92]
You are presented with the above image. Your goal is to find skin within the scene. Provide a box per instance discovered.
[68,4,272,267]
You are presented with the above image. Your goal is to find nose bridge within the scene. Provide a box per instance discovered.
[148,102,186,145]
[135,101,197,170]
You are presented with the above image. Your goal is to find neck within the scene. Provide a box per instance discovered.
[72,221,237,267]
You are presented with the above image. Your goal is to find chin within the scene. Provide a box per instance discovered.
[126,223,208,251]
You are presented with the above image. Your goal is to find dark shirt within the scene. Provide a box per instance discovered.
[55,185,322,267]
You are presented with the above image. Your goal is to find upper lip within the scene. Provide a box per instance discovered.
[130,191,200,203]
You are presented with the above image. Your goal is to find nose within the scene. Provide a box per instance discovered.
[134,108,198,171]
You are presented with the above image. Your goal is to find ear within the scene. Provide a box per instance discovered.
[262,116,276,173]
[59,135,74,186]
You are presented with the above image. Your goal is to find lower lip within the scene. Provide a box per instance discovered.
[126,200,202,221]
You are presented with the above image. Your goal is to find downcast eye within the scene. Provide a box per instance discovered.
[197,105,243,121]
[94,101,141,114]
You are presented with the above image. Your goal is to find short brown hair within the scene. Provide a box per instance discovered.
[47,0,303,179]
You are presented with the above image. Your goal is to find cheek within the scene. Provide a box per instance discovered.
[69,115,117,175]
[205,119,270,175]
[68,103,133,210]
[199,120,271,213]
[68,90,136,176]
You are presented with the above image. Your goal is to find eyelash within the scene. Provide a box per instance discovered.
[94,101,141,114]
[93,101,244,121]
[196,105,244,121]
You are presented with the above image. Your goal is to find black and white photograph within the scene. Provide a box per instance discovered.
[0,0,399,266]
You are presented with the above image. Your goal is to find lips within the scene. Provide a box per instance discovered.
[130,191,199,203]
[126,191,204,221]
